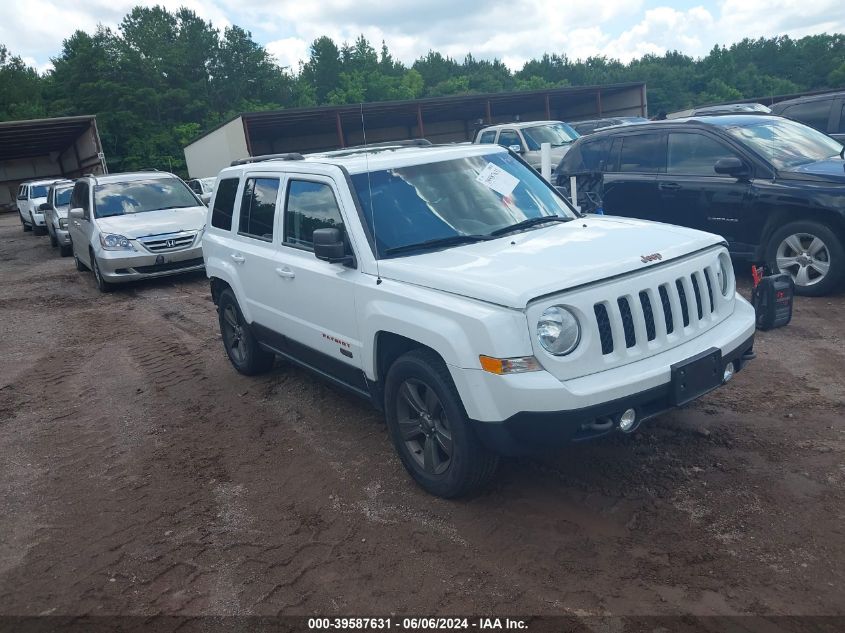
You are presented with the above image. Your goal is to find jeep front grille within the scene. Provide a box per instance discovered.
[593,266,720,356]
[138,231,196,253]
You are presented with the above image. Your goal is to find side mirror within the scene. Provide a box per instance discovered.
[313,227,354,266]
[714,157,749,179]
[200,192,211,205]
[509,144,523,154]
[69,208,84,220]
[39,202,51,212]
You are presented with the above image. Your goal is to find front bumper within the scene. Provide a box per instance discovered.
[449,296,757,455]
[31,212,46,226]
[96,245,205,283]
[54,225,71,245]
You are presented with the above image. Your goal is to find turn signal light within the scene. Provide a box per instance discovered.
[479,355,541,375]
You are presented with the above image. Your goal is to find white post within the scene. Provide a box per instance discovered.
[570,176,580,213]
[540,142,552,182]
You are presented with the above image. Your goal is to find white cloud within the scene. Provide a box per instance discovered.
[1,0,844,74]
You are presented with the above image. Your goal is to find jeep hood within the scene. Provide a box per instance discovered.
[376,216,724,309]
[779,158,845,184]
[94,206,206,238]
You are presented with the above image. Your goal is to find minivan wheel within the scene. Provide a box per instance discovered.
[384,349,498,498]
[60,244,72,257]
[74,250,87,271]
[766,221,844,296]
[91,252,114,293]
[217,288,275,375]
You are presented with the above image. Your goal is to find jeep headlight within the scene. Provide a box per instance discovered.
[537,306,581,356]
[717,252,733,296]
[100,233,134,251]
[58,217,68,229]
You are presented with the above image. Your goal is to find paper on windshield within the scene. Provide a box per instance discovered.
[476,163,519,197]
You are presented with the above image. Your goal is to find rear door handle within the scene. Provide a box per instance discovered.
[275,267,295,279]
[230,253,245,264]
[659,182,681,191]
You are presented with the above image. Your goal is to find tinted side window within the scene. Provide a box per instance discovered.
[618,134,663,173]
[839,103,845,133]
[783,100,832,132]
[667,133,739,175]
[211,178,239,231]
[71,182,90,217]
[581,137,611,171]
[284,181,344,250]
[498,130,521,149]
[479,131,496,144]
[238,178,279,241]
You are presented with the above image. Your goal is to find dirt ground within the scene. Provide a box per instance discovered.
[0,210,843,621]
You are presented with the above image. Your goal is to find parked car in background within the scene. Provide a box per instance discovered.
[568,117,649,136]
[473,121,579,179]
[67,171,206,292]
[187,177,216,205]
[668,103,771,119]
[203,143,755,497]
[555,115,845,296]
[771,92,845,143]
[42,179,75,256]
[16,179,57,234]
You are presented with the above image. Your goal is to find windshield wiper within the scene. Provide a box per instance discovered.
[385,234,493,256]
[489,215,571,237]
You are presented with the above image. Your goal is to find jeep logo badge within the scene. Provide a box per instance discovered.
[640,253,663,263]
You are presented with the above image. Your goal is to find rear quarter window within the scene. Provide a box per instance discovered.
[478,131,496,144]
[211,178,239,231]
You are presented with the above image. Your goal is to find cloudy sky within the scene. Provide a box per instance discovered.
[2,0,844,74]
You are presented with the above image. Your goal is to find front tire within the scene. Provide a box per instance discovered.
[91,251,114,293]
[21,214,32,232]
[766,221,844,296]
[49,229,58,247]
[217,289,274,375]
[384,349,498,498]
[60,244,72,257]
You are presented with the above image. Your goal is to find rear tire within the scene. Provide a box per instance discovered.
[384,349,498,498]
[60,244,72,257]
[766,220,844,296]
[217,288,275,375]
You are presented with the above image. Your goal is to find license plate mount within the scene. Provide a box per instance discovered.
[671,348,722,406]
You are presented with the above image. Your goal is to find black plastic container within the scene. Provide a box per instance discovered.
[751,272,794,330]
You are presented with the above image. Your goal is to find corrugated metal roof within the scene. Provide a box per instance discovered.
[0,115,97,161]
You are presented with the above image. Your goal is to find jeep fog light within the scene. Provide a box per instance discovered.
[618,408,637,432]
[537,306,580,356]
[723,361,735,383]
[479,355,541,375]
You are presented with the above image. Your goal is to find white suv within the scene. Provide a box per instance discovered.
[68,171,207,292]
[16,178,57,233]
[203,143,756,498]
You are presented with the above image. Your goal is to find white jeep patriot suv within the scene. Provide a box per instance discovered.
[203,141,756,498]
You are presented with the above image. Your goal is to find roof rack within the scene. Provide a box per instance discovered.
[231,153,304,166]
[344,139,432,150]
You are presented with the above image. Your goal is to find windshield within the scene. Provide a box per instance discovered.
[31,185,49,198]
[94,178,199,218]
[726,118,842,169]
[55,187,72,207]
[351,151,576,258]
[522,123,579,150]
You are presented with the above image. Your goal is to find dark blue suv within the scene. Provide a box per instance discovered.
[556,115,845,296]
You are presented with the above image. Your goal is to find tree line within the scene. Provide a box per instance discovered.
[1,5,843,175]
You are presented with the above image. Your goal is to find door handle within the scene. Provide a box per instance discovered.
[230,253,245,264]
[275,267,295,279]
[659,182,681,191]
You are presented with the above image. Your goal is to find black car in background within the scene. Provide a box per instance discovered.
[771,92,845,143]
[567,117,649,136]
[555,115,845,296]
